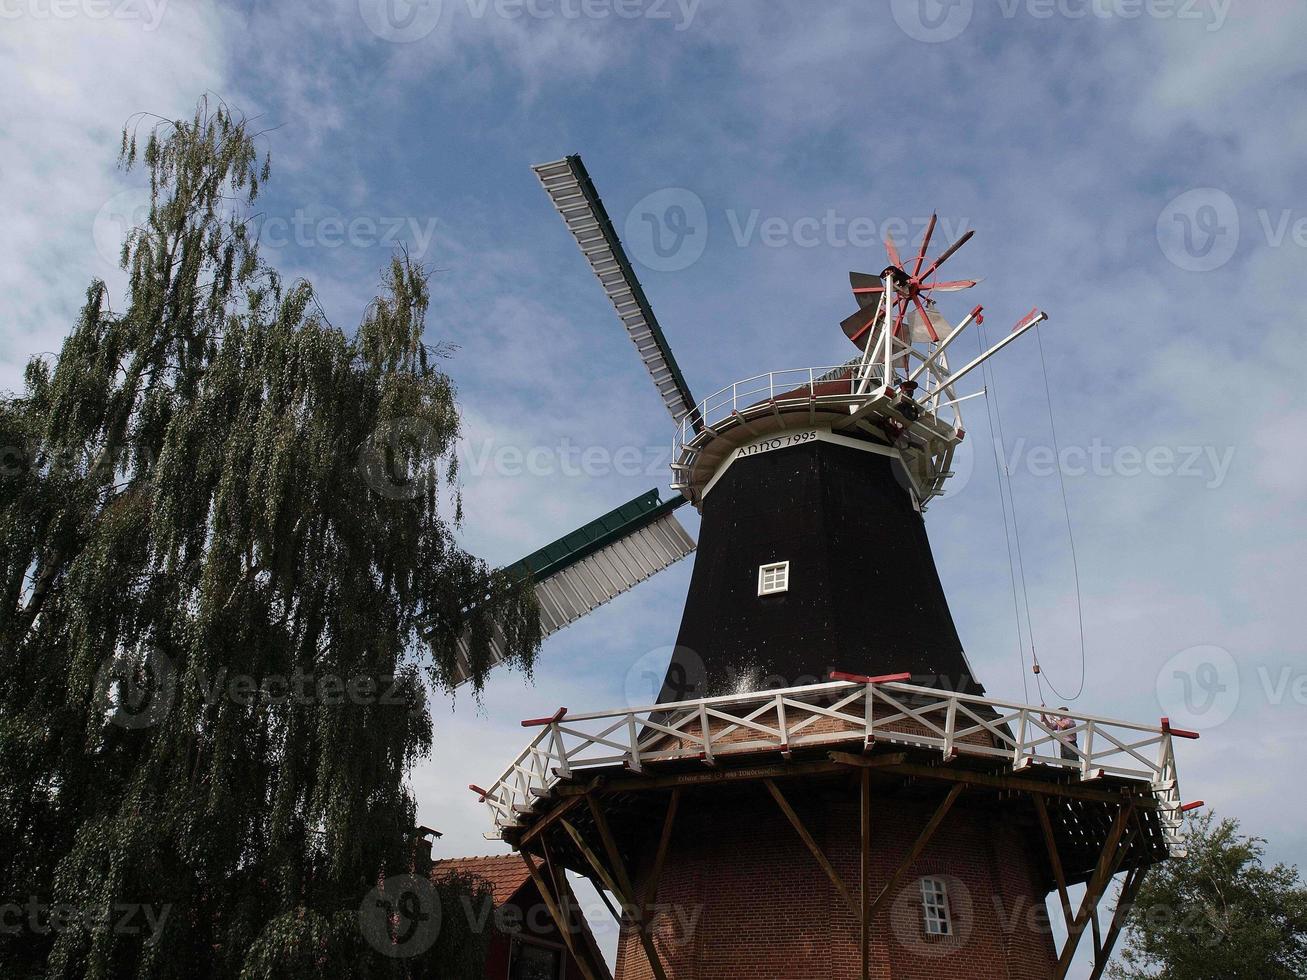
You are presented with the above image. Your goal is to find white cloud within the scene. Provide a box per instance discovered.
[0,4,231,391]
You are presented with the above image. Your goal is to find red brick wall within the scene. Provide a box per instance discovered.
[613,785,1057,979]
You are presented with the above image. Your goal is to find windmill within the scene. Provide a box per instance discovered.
[453,156,1200,980]
[454,156,1045,690]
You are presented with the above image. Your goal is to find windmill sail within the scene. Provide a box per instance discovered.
[532,155,699,429]
[452,490,695,686]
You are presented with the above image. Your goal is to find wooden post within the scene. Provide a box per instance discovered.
[1054,804,1137,978]
[1033,794,1074,929]
[1088,866,1147,980]
[860,767,872,980]
[587,795,671,980]
[561,818,632,907]
[642,788,681,919]
[521,851,599,980]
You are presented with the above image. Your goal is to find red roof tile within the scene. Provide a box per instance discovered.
[430,855,531,907]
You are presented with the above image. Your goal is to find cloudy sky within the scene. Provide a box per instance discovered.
[4,0,1305,972]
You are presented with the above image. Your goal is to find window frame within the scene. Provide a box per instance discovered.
[919,876,953,937]
[757,560,790,596]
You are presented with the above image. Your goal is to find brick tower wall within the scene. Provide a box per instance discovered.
[613,786,1057,979]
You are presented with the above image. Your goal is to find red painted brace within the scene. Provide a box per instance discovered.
[469,784,490,801]
[522,707,567,728]
[830,670,913,685]
[1161,717,1201,740]
[1181,801,1206,813]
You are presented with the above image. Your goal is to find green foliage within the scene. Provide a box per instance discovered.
[1111,811,1307,979]
[0,98,539,979]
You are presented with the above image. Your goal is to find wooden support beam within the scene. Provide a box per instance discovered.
[553,758,852,796]
[521,851,599,980]
[1055,804,1137,979]
[542,836,612,980]
[867,784,965,922]
[764,778,859,917]
[1033,794,1074,929]
[860,767,872,980]
[642,788,681,919]
[829,752,1157,808]
[587,795,670,980]
[1088,866,1147,980]
[518,793,585,848]
[561,818,632,907]
[593,877,623,925]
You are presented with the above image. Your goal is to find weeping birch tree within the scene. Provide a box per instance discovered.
[0,100,538,979]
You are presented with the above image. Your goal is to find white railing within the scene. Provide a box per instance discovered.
[476,679,1195,853]
[675,365,865,450]
[670,364,967,495]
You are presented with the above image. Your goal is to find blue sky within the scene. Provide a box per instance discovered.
[4,0,1306,972]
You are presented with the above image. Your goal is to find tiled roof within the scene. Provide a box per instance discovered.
[430,855,531,907]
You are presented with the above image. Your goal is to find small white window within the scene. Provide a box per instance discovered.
[757,561,790,596]
[920,877,952,936]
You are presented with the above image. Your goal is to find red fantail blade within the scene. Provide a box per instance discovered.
[912,295,940,343]
[920,228,975,281]
[884,234,903,270]
[841,306,882,347]
[911,213,937,279]
[920,279,979,292]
